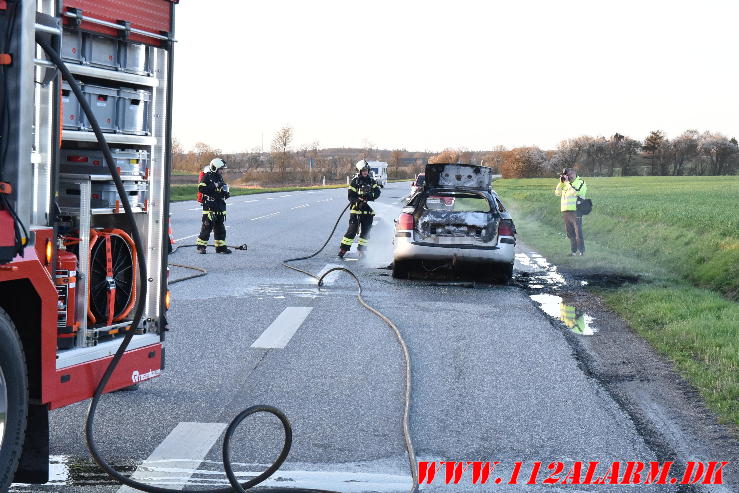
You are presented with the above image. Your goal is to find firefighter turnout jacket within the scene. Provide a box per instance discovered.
[348,173,381,214]
[199,171,230,213]
[555,176,587,212]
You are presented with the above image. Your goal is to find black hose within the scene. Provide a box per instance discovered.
[37,39,335,493]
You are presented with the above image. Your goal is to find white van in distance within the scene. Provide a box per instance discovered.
[368,160,388,187]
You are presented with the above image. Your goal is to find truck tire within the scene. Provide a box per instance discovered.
[0,307,28,493]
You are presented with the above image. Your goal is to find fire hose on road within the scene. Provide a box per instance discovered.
[39,37,417,493]
[282,203,419,492]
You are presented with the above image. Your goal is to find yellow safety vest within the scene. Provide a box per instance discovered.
[555,177,587,212]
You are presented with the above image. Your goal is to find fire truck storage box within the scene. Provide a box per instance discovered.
[82,85,118,132]
[60,149,149,177]
[117,88,151,135]
[85,33,119,69]
[121,42,152,75]
[61,29,84,63]
[59,179,149,209]
[61,81,83,130]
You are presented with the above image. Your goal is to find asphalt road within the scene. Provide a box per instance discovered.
[10,182,733,492]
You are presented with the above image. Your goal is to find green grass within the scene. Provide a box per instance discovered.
[169,184,347,202]
[494,176,739,427]
[602,285,739,427]
[496,176,739,299]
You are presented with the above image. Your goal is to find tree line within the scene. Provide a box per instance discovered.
[173,127,739,185]
[498,130,738,178]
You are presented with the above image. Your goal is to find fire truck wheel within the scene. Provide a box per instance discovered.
[0,307,28,492]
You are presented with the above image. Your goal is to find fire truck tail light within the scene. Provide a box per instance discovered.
[165,290,171,310]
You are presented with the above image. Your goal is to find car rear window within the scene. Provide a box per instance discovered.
[424,195,491,212]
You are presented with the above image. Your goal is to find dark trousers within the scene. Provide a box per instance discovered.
[198,211,226,247]
[563,211,584,253]
[340,213,373,251]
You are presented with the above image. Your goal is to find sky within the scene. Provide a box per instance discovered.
[172,0,739,153]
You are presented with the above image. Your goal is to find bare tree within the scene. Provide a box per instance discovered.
[482,145,507,173]
[670,130,699,175]
[271,126,294,180]
[698,132,739,175]
[428,148,461,164]
[620,137,642,176]
[501,147,547,178]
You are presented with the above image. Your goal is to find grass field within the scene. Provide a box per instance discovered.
[169,184,347,202]
[494,176,739,427]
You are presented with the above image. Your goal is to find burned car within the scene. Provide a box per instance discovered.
[392,163,516,282]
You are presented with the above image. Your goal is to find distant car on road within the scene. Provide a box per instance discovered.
[393,163,515,282]
[409,173,425,197]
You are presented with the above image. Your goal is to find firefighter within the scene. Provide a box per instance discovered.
[338,160,381,258]
[197,158,231,254]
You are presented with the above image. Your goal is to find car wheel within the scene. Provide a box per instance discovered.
[495,264,513,284]
[0,307,28,492]
[392,260,409,279]
[489,263,513,284]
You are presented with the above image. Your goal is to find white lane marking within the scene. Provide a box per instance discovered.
[116,422,227,492]
[241,199,259,203]
[187,207,201,211]
[250,212,280,221]
[279,194,293,197]
[290,203,310,210]
[266,197,276,200]
[316,264,344,285]
[251,307,313,349]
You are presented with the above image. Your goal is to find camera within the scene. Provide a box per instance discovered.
[559,169,568,182]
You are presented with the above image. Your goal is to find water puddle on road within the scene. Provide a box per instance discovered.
[11,456,410,492]
[10,455,138,489]
[530,293,597,336]
[514,252,599,336]
[248,284,325,300]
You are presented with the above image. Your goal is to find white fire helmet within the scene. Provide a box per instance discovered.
[209,158,227,172]
[355,159,370,172]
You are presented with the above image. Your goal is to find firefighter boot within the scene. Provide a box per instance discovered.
[197,246,207,254]
[216,246,233,254]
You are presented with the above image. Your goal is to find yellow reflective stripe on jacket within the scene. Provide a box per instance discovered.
[555,177,586,212]
[350,209,375,214]
[341,237,353,245]
[198,182,207,187]
[348,186,357,192]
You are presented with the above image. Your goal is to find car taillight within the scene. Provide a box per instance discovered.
[498,221,514,236]
[397,213,414,230]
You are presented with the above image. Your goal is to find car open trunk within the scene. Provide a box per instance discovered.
[424,163,492,191]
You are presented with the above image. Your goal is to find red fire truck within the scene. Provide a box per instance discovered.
[0,0,176,488]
